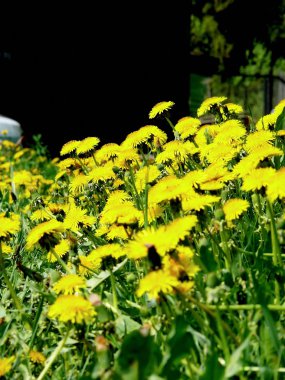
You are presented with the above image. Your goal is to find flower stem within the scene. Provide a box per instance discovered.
[109,269,118,309]
[37,327,71,380]
[0,241,23,312]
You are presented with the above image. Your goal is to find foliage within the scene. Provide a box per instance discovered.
[1,97,285,379]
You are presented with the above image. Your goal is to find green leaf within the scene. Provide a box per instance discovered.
[200,351,225,380]
[224,337,250,378]
[114,314,141,338]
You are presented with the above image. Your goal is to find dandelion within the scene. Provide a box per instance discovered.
[256,113,277,131]
[47,239,71,263]
[88,243,127,261]
[87,165,116,184]
[174,117,201,139]
[0,356,15,377]
[244,130,275,153]
[0,213,20,239]
[95,143,121,163]
[223,198,250,227]
[136,270,179,299]
[69,174,89,194]
[273,98,285,116]
[155,140,198,165]
[148,101,175,119]
[114,148,140,169]
[29,350,46,364]
[63,199,96,232]
[182,193,220,212]
[76,137,100,155]
[60,140,80,156]
[78,255,101,276]
[48,294,96,323]
[53,274,86,295]
[134,165,161,193]
[224,102,243,114]
[197,96,227,117]
[266,168,285,202]
[121,125,167,149]
[241,168,276,192]
[26,219,65,250]
[1,129,8,135]
[100,201,141,225]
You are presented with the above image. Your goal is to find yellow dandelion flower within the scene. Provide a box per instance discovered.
[78,255,101,276]
[47,239,71,262]
[60,140,80,156]
[114,148,140,169]
[134,165,161,193]
[126,228,158,259]
[266,168,285,202]
[121,125,167,149]
[224,102,243,114]
[100,201,141,225]
[250,143,283,161]
[273,98,285,116]
[29,350,46,364]
[244,130,275,153]
[231,154,261,178]
[57,157,77,170]
[0,213,20,238]
[155,140,198,165]
[213,119,246,144]
[53,274,86,295]
[197,96,227,117]
[88,243,126,261]
[200,142,240,165]
[95,143,121,164]
[147,175,183,204]
[148,101,175,119]
[136,270,179,299]
[256,113,278,131]
[241,168,276,192]
[163,215,198,251]
[2,243,12,254]
[106,225,129,240]
[182,193,220,212]
[30,208,53,222]
[174,116,201,139]
[48,295,96,324]
[0,356,15,377]
[76,137,100,155]
[26,219,65,250]
[223,198,249,227]
[1,140,16,149]
[69,173,89,194]
[1,129,8,135]
[87,165,116,184]
[63,200,96,231]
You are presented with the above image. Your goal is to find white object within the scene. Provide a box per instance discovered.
[0,115,23,143]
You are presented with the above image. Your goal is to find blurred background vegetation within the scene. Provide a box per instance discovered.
[189,0,285,121]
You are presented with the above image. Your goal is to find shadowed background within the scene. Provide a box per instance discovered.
[0,2,190,157]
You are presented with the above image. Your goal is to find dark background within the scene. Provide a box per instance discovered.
[0,3,190,157]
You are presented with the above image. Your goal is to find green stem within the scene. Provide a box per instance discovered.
[187,295,239,344]
[37,327,71,380]
[267,199,282,303]
[267,199,282,266]
[220,225,232,270]
[29,296,44,349]
[50,248,72,274]
[205,304,285,311]
[109,269,118,309]
[0,241,23,312]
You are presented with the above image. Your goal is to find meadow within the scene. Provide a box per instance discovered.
[1,96,285,379]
